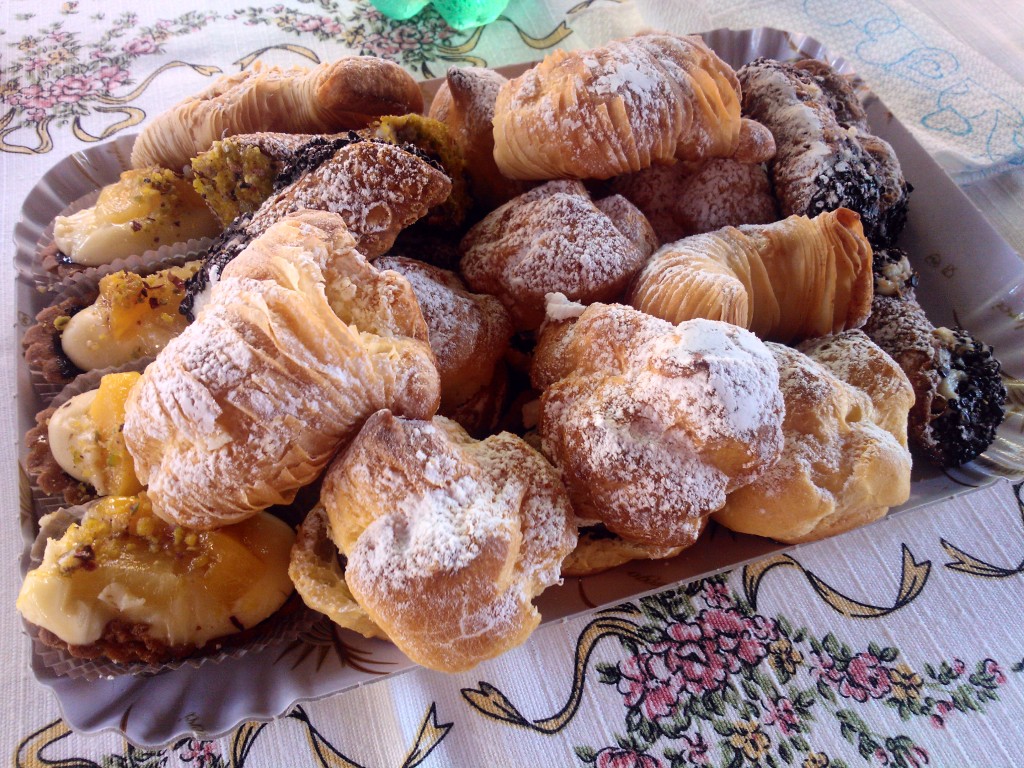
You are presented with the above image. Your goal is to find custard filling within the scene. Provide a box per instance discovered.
[61,261,200,371]
[54,168,220,266]
[47,372,143,497]
[17,495,295,648]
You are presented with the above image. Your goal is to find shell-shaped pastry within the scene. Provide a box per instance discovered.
[131,58,424,171]
[628,208,873,344]
[492,33,743,180]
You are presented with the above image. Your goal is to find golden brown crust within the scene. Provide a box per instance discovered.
[123,211,441,529]
[713,333,913,544]
[320,411,577,672]
[428,66,532,210]
[131,58,424,171]
[561,525,695,577]
[492,33,742,180]
[375,256,513,430]
[609,158,778,244]
[628,209,873,344]
[532,303,784,547]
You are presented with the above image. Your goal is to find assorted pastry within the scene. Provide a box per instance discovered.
[17,31,1008,674]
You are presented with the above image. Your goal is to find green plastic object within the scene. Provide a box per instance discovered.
[370,0,510,30]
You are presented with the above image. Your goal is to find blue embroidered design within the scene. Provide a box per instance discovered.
[802,0,1024,170]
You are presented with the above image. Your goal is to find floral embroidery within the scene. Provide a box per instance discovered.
[1,11,219,152]
[576,577,1011,768]
[237,1,464,76]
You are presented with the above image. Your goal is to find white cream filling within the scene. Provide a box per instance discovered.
[47,390,105,491]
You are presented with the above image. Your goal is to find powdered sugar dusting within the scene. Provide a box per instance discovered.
[460,181,650,330]
[337,414,576,670]
[538,305,783,545]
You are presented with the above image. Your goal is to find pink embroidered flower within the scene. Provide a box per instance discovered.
[293,16,324,32]
[702,581,732,609]
[47,30,70,43]
[179,738,219,765]
[810,651,844,688]
[951,658,966,676]
[680,733,710,765]
[24,57,48,73]
[929,699,954,728]
[907,747,930,767]
[595,747,662,768]
[873,747,889,764]
[660,622,727,696]
[616,652,684,720]
[52,74,99,103]
[763,696,800,735]
[697,608,776,671]
[98,65,128,89]
[982,659,1006,684]
[839,653,891,702]
[123,35,158,55]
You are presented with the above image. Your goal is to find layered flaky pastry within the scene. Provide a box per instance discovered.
[628,208,873,344]
[492,33,746,180]
[313,410,577,672]
[714,331,913,543]
[460,181,657,331]
[532,299,784,546]
[131,58,424,171]
[123,211,441,530]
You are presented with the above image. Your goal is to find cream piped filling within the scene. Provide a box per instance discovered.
[17,496,296,649]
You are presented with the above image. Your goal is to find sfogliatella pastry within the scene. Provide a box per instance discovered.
[738,57,911,248]
[27,371,143,503]
[182,138,451,319]
[17,493,295,665]
[22,261,200,385]
[375,256,513,435]
[714,331,914,543]
[460,181,657,331]
[532,298,784,547]
[493,33,748,180]
[863,248,1006,467]
[131,57,424,171]
[428,66,532,211]
[608,158,778,244]
[314,410,577,672]
[45,169,219,274]
[123,211,441,530]
[628,209,873,344]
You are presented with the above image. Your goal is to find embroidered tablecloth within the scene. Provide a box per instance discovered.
[4,0,1024,765]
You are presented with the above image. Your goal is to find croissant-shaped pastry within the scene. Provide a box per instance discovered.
[317,410,577,672]
[123,211,441,530]
[460,180,657,331]
[131,58,424,171]
[428,66,532,210]
[628,208,873,344]
[714,332,913,543]
[532,300,784,547]
[492,33,743,180]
